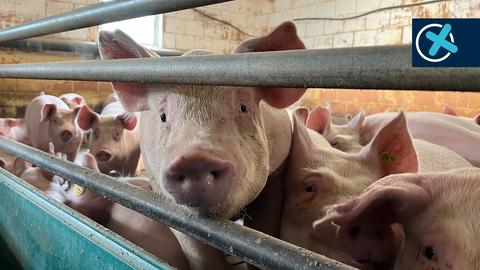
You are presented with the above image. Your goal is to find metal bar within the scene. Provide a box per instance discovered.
[0,136,355,270]
[0,0,232,43]
[0,45,478,91]
[0,169,171,270]
[0,38,183,57]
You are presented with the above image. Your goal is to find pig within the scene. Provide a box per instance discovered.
[59,93,86,109]
[18,143,68,202]
[76,102,142,176]
[65,151,190,269]
[0,118,31,145]
[316,167,480,270]
[0,151,30,177]
[98,21,306,269]
[25,94,83,161]
[442,104,480,125]
[307,106,480,166]
[281,109,472,269]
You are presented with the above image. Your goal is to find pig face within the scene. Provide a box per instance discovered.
[307,105,365,153]
[317,168,480,270]
[77,105,137,171]
[282,110,418,267]
[41,104,81,149]
[0,118,21,138]
[98,22,306,218]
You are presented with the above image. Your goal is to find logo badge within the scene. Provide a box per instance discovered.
[412,19,480,67]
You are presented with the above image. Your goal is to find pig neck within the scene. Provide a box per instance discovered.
[260,102,292,173]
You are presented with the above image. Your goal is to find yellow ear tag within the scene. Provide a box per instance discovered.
[73,184,85,196]
[380,151,396,166]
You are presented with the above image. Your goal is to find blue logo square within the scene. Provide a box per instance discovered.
[412,19,480,67]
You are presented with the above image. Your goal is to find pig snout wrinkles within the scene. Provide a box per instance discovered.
[164,151,235,208]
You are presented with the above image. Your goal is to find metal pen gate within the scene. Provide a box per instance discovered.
[0,1,478,270]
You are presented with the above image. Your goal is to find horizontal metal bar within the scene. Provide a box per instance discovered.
[0,45,478,91]
[0,136,355,270]
[0,0,231,43]
[0,38,183,57]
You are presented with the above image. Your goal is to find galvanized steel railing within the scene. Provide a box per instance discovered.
[0,136,355,270]
[0,0,232,43]
[0,0,478,269]
[0,45,478,90]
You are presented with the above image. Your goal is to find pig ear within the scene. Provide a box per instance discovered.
[41,104,57,122]
[77,152,99,172]
[73,96,85,106]
[98,30,158,112]
[13,158,28,177]
[347,111,365,132]
[6,118,20,127]
[291,108,316,154]
[361,111,418,176]
[473,113,480,125]
[293,107,309,125]
[234,22,306,108]
[314,175,430,265]
[77,105,99,131]
[442,105,457,116]
[116,112,137,131]
[307,105,331,134]
[0,158,5,169]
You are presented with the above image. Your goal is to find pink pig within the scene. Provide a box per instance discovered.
[0,118,31,145]
[307,105,480,166]
[59,93,86,109]
[281,109,472,269]
[316,167,480,270]
[66,151,190,269]
[442,104,480,125]
[77,102,142,176]
[98,22,305,269]
[25,94,83,161]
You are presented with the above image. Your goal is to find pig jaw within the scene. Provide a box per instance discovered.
[140,86,270,218]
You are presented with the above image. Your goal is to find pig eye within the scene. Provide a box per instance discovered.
[422,246,436,261]
[304,185,316,192]
[160,113,167,123]
[240,104,248,113]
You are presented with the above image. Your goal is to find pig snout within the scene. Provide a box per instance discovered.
[96,150,112,162]
[164,151,234,208]
[60,130,73,142]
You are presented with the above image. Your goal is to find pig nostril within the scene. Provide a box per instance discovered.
[375,228,385,240]
[174,175,186,182]
[350,226,361,239]
[211,170,220,178]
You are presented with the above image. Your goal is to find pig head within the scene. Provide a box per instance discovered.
[98,21,306,218]
[282,110,420,268]
[317,167,480,270]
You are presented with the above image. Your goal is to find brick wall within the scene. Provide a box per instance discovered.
[0,0,110,118]
[162,0,480,117]
[163,1,267,53]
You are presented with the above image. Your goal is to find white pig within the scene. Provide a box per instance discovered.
[281,109,472,269]
[98,21,306,269]
[442,104,480,125]
[25,94,83,161]
[77,102,142,176]
[316,167,480,270]
[307,106,480,166]
[0,118,31,145]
